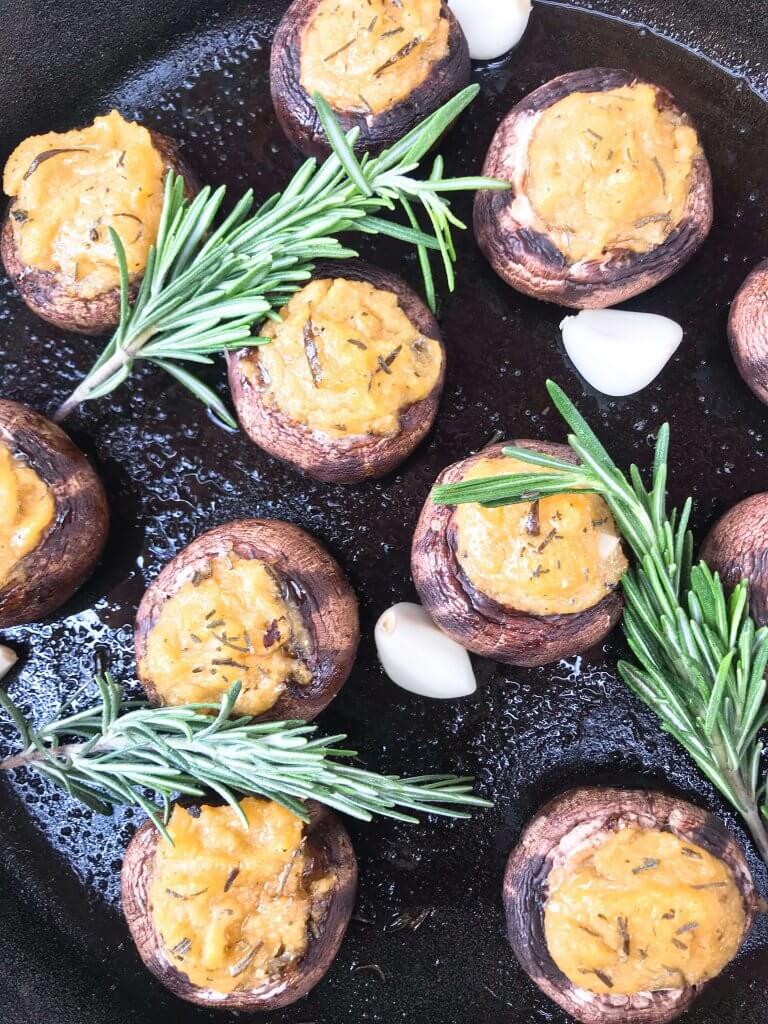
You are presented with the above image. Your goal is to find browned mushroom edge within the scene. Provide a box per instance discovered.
[474,68,714,310]
[0,399,108,628]
[269,0,470,158]
[728,259,768,406]
[227,260,446,484]
[1,130,199,335]
[411,441,623,667]
[134,519,360,722]
[121,800,357,1010]
[503,786,757,1024]
[700,492,768,626]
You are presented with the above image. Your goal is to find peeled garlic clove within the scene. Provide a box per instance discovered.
[448,0,532,61]
[0,644,18,680]
[561,309,683,397]
[375,602,477,700]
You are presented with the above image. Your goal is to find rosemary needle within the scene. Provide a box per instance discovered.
[434,380,768,867]
[53,87,507,427]
[0,676,491,842]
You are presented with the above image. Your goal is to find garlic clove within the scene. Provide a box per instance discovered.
[0,644,18,680]
[375,602,477,700]
[448,0,532,61]
[598,532,621,560]
[560,309,683,398]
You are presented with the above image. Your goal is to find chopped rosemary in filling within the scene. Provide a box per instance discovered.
[523,84,700,263]
[0,442,55,586]
[452,456,627,616]
[248,278,443,439]
[544,827,746,995]
[3,110,165,298]
[150,800,333,993]
[299,0,449,116]
[142,554,312,716]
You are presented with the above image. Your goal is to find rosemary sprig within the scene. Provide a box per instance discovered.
[53,87,506,427]
[434,380,768,865]
[0,676,490,842]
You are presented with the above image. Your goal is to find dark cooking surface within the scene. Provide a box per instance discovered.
[1,2,767,1022]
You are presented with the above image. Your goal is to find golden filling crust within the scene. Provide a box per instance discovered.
[150,800,333,994]
[0,442,55,587]
[299,0,449,116]
[452,457,627,616]
[544,827,746,996]
[525,84,700,263]
[143,555,312,717]
[251,278,443,439]
[3,110,166,299]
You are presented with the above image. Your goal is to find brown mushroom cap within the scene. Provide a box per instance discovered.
[134,519,359,721]
[729,259,768,406]
[227,261,446,484]
[121,799,357,1010]
[1,130,199,335]
[474,68,714,310]
[411,441,623,667]
[0,399,108,627]
[270,0,470,158]
[700,492,768,625]
[503,786,757,1024]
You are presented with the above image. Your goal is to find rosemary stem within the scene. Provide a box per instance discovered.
[727,767,768,865]
[0,737,118,770]
[53,327,155,423]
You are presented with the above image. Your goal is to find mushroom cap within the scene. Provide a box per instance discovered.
[227,261,446,484]
[411,441,623,666]
[134,518,359,722]
[0,399,108,627]
[700,492,768,625]
[1,130,198,335]
[503,786,757,1024]
[729,259,768,406]
[474,68,714,310]
[270,0,470,158]
[121,800,357,1010]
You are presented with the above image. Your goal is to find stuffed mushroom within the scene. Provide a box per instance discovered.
[135,519,359,721]
[0,399,108,627]
[1,109,197,334]
[411,441,627,666]
[122,797,357,1009]
[503,787,757,1024]
[728,259,768,406]
[270,0,470,158]
[228,263,446,484]
[474,69,713,309]
[700,492,768,626]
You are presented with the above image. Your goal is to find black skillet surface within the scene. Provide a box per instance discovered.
[1,2,768,1022]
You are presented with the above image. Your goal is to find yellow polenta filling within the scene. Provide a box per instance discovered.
[3,110,166,299]
[143,555,312,716]
[253,278,443,438]
[0,442,55,586]
[150,800,333,994]
[525,84,700,263]
[544,828,746,995]
[299,0,449,116]
[452,457,627,616]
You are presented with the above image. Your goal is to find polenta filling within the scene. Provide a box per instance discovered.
[525,84,700,263]
[3,110,166,299]
[299,0,449,116]
[252,278,443,439]
[544,828,746,995]
[0,442,55,586]
[452,457,627,616]
[150,800,333,994]
[143,555,312,716]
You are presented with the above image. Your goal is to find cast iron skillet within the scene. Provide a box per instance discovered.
[1,3,767,1023]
